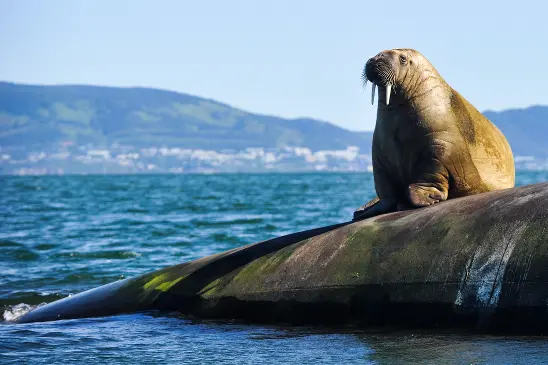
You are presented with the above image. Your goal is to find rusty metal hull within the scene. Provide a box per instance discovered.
[16,182,548,332]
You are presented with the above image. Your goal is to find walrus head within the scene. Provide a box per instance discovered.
[362,48,443,106]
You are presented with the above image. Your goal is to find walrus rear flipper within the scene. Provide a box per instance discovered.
[352,198,397,221]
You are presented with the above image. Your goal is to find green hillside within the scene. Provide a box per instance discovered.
[0,82,371,151]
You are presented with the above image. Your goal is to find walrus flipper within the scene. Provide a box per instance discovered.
[352,196,379,219]
[408,184,446,207]
[352,198,397,221]
[357,196,380,211]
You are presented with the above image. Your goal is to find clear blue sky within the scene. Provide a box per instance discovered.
[1,0,546,131]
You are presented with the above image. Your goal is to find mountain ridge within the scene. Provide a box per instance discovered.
[0,81,372,152]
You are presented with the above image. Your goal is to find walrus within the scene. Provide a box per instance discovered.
[353,48,515,221]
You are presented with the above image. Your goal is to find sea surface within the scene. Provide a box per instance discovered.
[2,172,548,364]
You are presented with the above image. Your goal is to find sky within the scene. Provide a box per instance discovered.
[1,0,547,131]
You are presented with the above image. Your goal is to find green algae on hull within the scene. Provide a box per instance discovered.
[143,273,170,290]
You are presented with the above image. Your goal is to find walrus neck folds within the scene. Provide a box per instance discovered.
[374,76,448,114]
[399,66,448,104]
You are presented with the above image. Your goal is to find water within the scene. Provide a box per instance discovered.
[2,172,548,364]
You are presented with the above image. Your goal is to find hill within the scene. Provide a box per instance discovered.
[0,82,372,152]
[484,106,548,158]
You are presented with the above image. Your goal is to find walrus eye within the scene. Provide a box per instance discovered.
[399,55,407,65]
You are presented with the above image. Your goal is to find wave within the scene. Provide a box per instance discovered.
[0,240,41,261]
[2,302,46,322]
[50,250,141,260]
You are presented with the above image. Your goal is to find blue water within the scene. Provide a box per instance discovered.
[2,172,548,364]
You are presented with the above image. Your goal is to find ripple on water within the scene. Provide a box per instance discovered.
[124,207,149,213]
[209,232,246,245]
[1,290,63,307]
[33,243,58,251]
[189,215,268,228]
[0,241,41,261]
[50,250,141,260]
[0,240,21,248]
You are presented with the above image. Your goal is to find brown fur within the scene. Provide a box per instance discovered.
[354,49,515,221]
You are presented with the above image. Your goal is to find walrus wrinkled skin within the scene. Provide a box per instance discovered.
[354,48,515,221]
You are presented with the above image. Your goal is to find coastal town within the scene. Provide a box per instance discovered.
[2,143,547,175]
[0,144,371,175]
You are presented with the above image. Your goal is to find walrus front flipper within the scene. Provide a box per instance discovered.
[352,198,397,221]
[408,184,446,207]
[355,196,380,211]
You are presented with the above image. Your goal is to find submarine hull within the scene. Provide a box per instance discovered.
[16,182,548,333]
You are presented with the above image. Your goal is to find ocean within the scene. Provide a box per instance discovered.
[2,172,548,364]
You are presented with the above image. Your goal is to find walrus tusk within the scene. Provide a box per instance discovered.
[386,83,392,105]
[371,83,376,105]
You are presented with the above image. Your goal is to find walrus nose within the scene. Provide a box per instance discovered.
[365,55,390,81]
[373,52,386,60]
[370,52,390,64]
